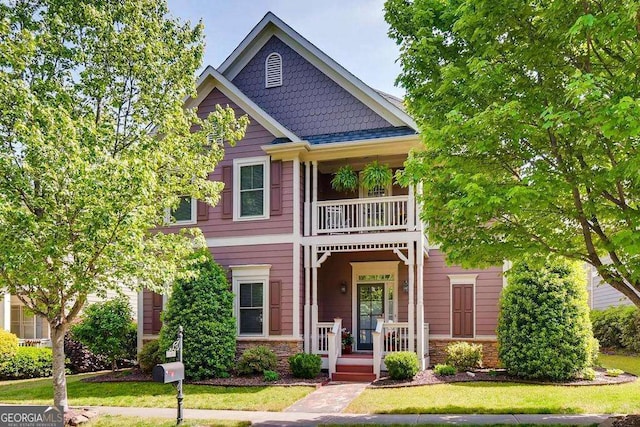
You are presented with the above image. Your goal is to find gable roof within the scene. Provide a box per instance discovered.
[186,66,299,142]
[218,12,417,131]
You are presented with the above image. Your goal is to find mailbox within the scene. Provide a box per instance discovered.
[153,362,185,384]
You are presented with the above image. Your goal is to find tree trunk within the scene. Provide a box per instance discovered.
[50,325,69,412]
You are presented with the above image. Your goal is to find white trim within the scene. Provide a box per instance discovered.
[136,290,144,352]
[233,156,270,221]
[350,261,399,351]
[292,159,301,338]
[502,260,512,288]
[218,13,417,129]
[265,52,283,88]
[231,264,271,338]
[448,274,477,338]
[188,67,299,142]
[2,293,10,332]
[164,196,197,226]
[207,234,294,247]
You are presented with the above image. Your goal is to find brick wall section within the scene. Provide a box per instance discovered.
[236,340,303,372]
[232,35,392,137]
[429,339,499,368]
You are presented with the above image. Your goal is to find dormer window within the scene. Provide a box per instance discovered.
[265,52,282,88]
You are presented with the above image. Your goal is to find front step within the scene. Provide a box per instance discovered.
[332,363,376,382]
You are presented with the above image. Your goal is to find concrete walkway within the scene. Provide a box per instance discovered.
[284,382,368,413]
[95,406,611,425]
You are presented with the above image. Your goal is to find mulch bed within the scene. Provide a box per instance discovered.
[370,367,637,388]
[611,415,640,427]
[83,368,329,387]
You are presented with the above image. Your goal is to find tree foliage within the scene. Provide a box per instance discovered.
[71,297,136,370]
[497,258,596,380]
[159,250,237,380]
[0,0,247,409]
[386,0,640,306]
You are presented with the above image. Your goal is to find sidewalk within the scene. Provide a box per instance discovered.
[95,406,611,425]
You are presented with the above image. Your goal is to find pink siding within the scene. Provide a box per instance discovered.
[210,244,294,335]
[424,249,503,336]
[195,88,294,237]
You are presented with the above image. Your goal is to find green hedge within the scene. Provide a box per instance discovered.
[0,347,53,380]
[237,346,278,376]
[444,342,483,371]
[385,351,419,380]
[0,330,18,358]
[288,353,321,379]
[591,306,640,353]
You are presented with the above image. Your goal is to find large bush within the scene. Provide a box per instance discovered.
[138,340,163,374]
[159,250,236,380]
[288,353,321,379]
[0,347,53,380]
[497,258,596,380]
[237,346,278,376]
[64,333,109,374]
[384,351,419,380]
[71,297,137,370]
[0,330,18,358]
[445,342,483,371]
[591,306,640,353]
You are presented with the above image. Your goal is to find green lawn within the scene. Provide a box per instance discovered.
[598,354,640,375]
[86,416,249,427]
[346,354,640,415]
[0,374,313,412]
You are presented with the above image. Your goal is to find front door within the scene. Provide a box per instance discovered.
[357,284,384,350]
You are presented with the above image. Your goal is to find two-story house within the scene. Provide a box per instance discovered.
[139,12,506,381]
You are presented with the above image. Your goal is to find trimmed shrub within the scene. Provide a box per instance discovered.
[237,346,278,376]
[384,351,419,380]
[159,250,237,380]
[0,347,53,380]
[445,342,483,371]
[72,297,137,370]
[288,353,322,379]
[497,258,595,380]
[433,363,456,376]
[0,330,18,358]
[138,340,163,374]
[606,368,624,377]
[263,370,280,382]
[64,333,109,374]
[591,306,640,353]
[581,367,596,381]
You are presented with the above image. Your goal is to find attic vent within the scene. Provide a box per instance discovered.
[265,52,282,88]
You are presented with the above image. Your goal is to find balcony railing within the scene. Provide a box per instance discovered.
[314,196,412,234]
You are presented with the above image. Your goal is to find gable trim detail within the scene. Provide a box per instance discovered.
[218,13,417,130]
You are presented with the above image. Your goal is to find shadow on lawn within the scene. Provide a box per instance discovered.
[67,381,271,399]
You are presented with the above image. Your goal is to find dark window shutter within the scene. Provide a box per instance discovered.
[269,280,282,335]
[152,292,163,335]
[222,165,233,219]
[452,284,474,338]
[197,200,209,221]
[270,160,282,216]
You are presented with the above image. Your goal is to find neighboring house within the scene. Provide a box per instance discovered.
[139,12,506,380]
[0,290,138,346]
[587,265,634,310]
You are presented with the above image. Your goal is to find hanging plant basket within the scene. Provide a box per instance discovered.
[361,160,392,191]
[331,165,358,192]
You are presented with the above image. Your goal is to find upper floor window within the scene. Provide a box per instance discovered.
[233,157,270,221]
[265,52,282,88]
[165,196,196,225]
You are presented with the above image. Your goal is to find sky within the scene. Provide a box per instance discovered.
[166,0,405,97]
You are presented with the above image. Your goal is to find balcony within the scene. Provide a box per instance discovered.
[313,196,413,235]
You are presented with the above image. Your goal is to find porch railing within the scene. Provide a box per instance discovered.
[315,322,334,355]
[314,196,412,234]
[327,318,342,377]
[372,320,430,379]
[18,338,51,348]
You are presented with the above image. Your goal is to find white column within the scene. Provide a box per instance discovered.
[292,158,301,338]
[304,245,311,353]
[416,241,425,367]
[304,161,311,237]
[408,243,415,352]
[408,184,415,231]
[136,290,144,353]
[2,293,10,332]
[311,161,318,236]
[311,245,319,353]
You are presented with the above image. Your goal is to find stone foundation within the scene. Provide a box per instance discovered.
[236,339,303,372]
[429,339,499,368]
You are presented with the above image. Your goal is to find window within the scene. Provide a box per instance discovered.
[10,305,49,339]
[233,157,269,220]
[165,196,196,225]
[231,265,271,336]
[265,52,282,88]
[449,274,477,338]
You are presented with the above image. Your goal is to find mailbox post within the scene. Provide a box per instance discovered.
[153,326,184,426]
